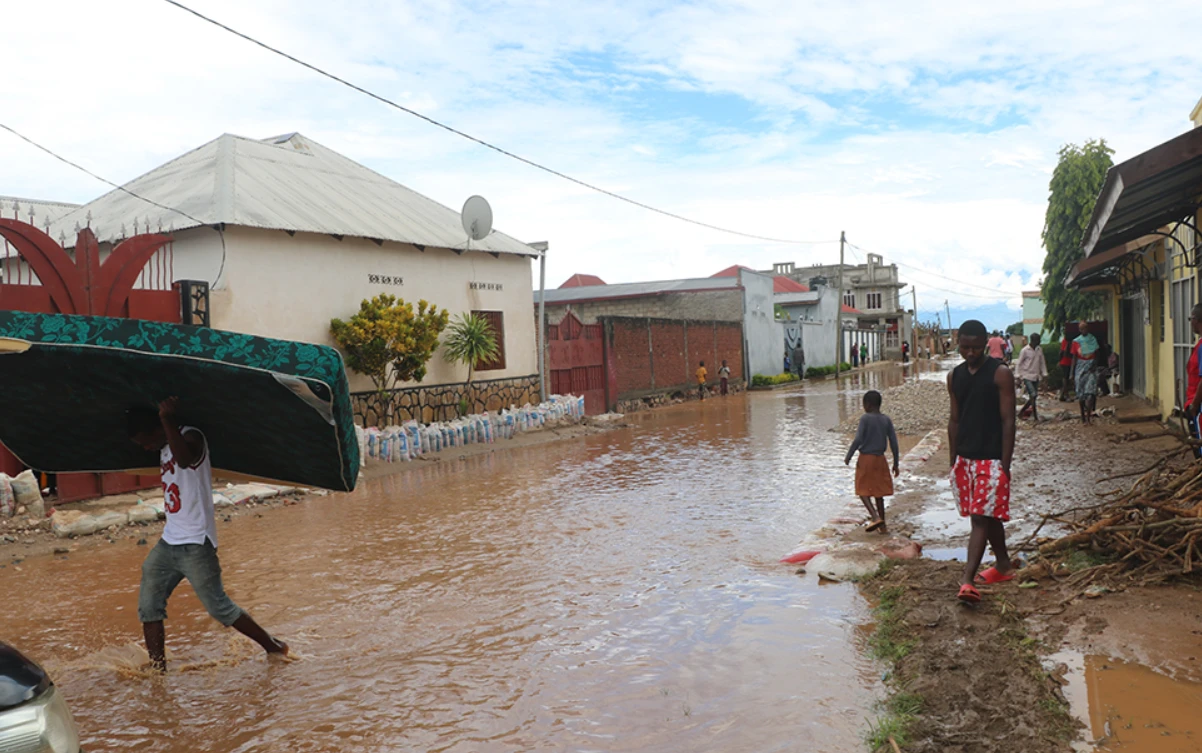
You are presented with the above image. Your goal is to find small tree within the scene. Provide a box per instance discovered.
[330,294,449,422]
[1006,321,1024,336]
[442,312,499,386]
[1041,139,1114,336]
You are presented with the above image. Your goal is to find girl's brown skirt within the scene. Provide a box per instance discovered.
[855,453,894,497]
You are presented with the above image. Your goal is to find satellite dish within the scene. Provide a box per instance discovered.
[461,195,493,242]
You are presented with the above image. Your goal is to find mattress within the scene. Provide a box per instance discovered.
[0,310,359,492]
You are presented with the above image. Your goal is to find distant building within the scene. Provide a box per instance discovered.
[1021,290,1045,337]
[537,268,780,413]
[767,254,911,359]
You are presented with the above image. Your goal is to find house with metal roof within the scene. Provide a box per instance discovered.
[1067,100,1202,416]
[29,132,544,421]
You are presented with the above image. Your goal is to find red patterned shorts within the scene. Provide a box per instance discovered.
[951,456,1010,521]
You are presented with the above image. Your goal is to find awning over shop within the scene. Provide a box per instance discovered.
[1080,127,1202,261]
[1067,234,1160,289]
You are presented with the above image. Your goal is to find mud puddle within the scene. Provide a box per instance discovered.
[1054,650,1202,752]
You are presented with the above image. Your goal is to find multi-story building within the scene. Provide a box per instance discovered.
[767,253,911,359]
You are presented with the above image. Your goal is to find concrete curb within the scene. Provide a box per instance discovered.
[779,430,944,579]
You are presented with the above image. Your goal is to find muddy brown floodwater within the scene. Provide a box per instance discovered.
[1,363,937,753]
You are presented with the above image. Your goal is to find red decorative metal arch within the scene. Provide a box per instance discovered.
[0,218,180,501]
[0,218,172,316]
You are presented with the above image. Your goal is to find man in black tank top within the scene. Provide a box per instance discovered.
[948,320,1017,604]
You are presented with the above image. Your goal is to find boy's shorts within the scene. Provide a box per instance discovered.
[138,540,243,626]
[951,456,1010,521]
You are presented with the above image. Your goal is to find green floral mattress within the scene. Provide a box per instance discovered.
[0,311,359,492]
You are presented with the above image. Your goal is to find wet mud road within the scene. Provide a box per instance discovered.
[2,365,929,752]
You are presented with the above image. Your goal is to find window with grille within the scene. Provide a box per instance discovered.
[471,310,506,371]
[867,292,882,309]
[843,291,855,308]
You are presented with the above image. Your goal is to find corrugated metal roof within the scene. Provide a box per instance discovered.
[0,196,81,231]
[541,276,738,304]
[47,133,538,256]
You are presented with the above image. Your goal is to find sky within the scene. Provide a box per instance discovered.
[4,0,1202,332]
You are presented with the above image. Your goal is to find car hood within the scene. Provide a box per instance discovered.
[0,642,51,711]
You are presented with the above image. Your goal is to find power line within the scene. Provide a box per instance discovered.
[1,123,206,228]
[847,241,1021,298]
[158,0,839,248]
[0,123,230,286]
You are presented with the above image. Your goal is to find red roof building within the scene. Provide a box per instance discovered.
[559,273,607,289]
[711,265,808,293]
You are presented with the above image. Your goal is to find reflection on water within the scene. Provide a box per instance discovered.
[0,366,937,752]
[1057,652,1202,752]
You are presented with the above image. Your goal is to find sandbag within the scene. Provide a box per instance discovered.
[0,474,14,518]
[10,470,44,518]
[52,509,127,538]
[808,549,886,582]
[126,504,160,524]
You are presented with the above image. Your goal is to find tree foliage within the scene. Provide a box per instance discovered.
[1006,321,1024,336]
[330,295,450,416]
[442,312,499,385]
[1040,139,1114,336]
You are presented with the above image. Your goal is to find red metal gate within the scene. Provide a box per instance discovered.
[546,312,606,415]
[0,217,181,501]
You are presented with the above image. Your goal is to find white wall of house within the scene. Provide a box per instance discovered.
[740,269,784,377]
[170,226,536,392]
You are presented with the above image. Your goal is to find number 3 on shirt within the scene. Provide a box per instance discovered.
[164,483,182,514]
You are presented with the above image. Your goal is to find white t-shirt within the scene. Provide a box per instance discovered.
[160,427,218,548]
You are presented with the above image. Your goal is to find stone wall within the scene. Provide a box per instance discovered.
[352,375,540,427]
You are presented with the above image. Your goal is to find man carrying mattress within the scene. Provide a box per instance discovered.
[128,398,288,671]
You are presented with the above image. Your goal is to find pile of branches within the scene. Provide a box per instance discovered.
[1021,449,1202,586]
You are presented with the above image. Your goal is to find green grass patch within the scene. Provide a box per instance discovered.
[1065,549,1114,572]
[868,586,915,663]
[751,372,800,387]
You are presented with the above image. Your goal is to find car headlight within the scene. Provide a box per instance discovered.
[0,685,81,753]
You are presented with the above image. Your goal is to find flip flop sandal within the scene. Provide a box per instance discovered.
[957,584,981,604]
[865,520,885,532]
[975,566,1016,585]
[975,557,1025,584]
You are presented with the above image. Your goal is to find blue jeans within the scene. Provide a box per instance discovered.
[139,540,243,626]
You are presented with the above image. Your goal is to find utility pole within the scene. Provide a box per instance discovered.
[530,241,549,400]
[945,299,953,355]
[910,286,918,362]
[835,231,845,377]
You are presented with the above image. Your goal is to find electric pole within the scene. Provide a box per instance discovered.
[911,286,918,363]
[835,230,845,377]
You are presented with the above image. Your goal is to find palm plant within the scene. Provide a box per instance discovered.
[443,312,499,385]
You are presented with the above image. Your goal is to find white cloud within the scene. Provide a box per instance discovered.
[2,0,1202,318]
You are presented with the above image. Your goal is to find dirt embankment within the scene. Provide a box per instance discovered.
[858,403,1202,752]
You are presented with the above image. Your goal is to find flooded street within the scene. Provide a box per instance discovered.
[3,365,931,753]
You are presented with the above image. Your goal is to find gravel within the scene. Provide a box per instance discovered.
[837,378,950,436]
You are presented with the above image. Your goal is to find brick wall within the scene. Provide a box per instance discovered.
[605,316,744,404]
[543,289,742,326]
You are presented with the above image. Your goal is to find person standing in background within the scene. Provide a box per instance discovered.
[1015,333,1048,421]
[1058,332,1075,402]
[718,360,731,396]
[695,361,708,401]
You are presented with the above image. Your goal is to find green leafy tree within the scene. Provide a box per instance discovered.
[442,312,499,386]
[1006,321,1024,336]
[1041,139,1114,335]
[330,294,450,422]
